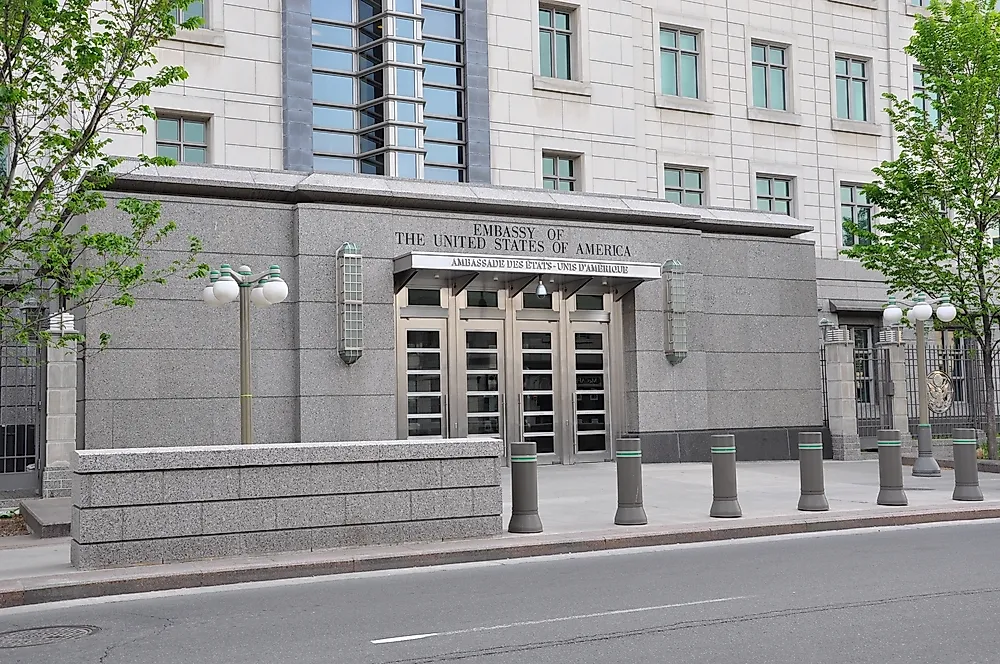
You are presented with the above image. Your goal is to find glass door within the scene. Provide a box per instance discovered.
[517,325,560,462]
[399,321,450,439]
[571,323,611,461]
[458,321,506,440]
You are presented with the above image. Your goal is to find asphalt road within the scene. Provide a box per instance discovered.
[2,521,1000,663]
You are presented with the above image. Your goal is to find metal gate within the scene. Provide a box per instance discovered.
[855,346,893,450]
[0,340,43,497]
[905,343,982,438]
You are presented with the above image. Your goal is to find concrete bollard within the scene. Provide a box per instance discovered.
[508,441,543,533]
[709,434,742,518]
[912,423,942,477]
[797,431,829,512]
[614,437,648,525]
[952,427,984,502]
[876,429,908,506]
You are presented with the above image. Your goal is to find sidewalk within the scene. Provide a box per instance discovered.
[2,460,1000,609]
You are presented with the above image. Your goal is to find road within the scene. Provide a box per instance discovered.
[1,521,999,663]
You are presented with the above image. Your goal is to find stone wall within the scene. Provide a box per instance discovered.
[71,438,503,570]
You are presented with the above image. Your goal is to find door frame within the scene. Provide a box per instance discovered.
[566,319,613,463]
[455,317,508,446]
[396,315,451,440]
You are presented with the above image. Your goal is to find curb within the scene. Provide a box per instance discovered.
[902,456,1000,473]
[3,506,1000,609]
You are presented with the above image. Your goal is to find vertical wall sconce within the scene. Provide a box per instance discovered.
[336,242,363,365]
[663,259,687,364]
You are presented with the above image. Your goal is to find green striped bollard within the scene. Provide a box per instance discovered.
[709,434,742,518]
[614,437,647,525]
[952,428,983,501]
[508,441,543,533]
[876,429,907,506]
[797,431,829,511]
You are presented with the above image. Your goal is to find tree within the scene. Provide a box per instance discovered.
[0,0,208,353]
[844,0,1000,458]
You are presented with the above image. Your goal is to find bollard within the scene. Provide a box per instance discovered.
[709,434,742,518]
[952,427,984,501]
[507,441,543,533]
[876,429,908,506]
[614,437,648,525]
[912,423,942,477]
[797,431,829,512]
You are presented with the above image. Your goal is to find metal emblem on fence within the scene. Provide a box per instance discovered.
[927,370,955,414]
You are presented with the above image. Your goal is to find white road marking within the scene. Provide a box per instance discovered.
[369,596,746,645]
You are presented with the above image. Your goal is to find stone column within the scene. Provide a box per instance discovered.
[824,328,862,460]
[877,328,916,458]
[43,313,77,498]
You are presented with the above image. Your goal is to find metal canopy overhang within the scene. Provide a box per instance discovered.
[393,251,662,301]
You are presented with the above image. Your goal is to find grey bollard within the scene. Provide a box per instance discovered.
[912,423,942,477]
[507,441,543,533]
[614,437,648,525]
[952,427,984,501]
[797,432,829,511]
[876,429,908,506]
[709,434,742,518]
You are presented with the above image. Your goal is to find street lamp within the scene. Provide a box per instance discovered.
[882,294,957,477]
[202,263,289,444]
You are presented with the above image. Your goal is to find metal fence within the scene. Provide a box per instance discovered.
[904,343,983,438]
[820,346,829,427]
[0,340,42,491]
[854,346,893,449]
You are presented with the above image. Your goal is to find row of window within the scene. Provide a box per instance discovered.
[540,7,934,125]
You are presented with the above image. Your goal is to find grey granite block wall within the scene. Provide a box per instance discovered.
[71,438,504,570]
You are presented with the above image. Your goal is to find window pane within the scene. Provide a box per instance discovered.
[425,165,463,182]
[359,70,384,102]
[913,69,924,87]
[851,80,867,120]
[773,179,790,197]
[358,0,379,20]
[424,87,462,116]
[558,179,573,191]
[182,118,207,142]
[408,289,441,306]
[774,199,790,215]
[313,129,353,154]
[397,0,415,12]
[426,118,462,140]
[664,168,681,188]
[664,190,681,203]
[756,177,771,196]
[836,78,849,119]
[313,46,353,71]
[756,198,771,212]
[312,0,352,23]
[856,189,867,205]
[157,118,179,141]
[679,32,697,51]
[360,103,385,127]
[660,29,676,48]
[542,156,555,176]
[857,207,871,232]
[539,31,553,77]
[576,294,604,310]
[752,64,767,108]
[424,39,461,62]
[312,23,352,47]
[683,169,702,189]
[395,43,416,63]
[314,72,354,104]
[360,153,385,174]
[397,102,417,123]
[423,8,460,39]
[751,44,765,62]
[539,8,551,27]
[425,64,462,86]
[543,178,556,189]
[359,20,382,45]
[555,11,570,30]
[156,143,180,161]
[426,142,463,164]
[768,46,785,65]
[398,152,417,178]
[835,57,848,76]
[769,68,786,110]
[850,60,865,78]
[682,191,703,206]
[558,157,573,177]
[661,51,677,95]
[679,53,698,97]
[360,45,383,68]
[395,18,416,39]
[360,128,385,152]
[555,33,571,79]
[397,126,417,147]
[182,146,207,163]
[841,186,853,203]
[182,0,204,21]
[396,68,417,97]
[314,155,356,173]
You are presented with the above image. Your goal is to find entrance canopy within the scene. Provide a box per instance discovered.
[393,251,662,301]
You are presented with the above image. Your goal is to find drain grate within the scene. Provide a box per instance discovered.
[0,626,100,648]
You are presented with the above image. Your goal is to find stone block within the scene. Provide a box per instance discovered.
[311,461,378,494]
[76,471,164,508]
[378,438,504,461]
[163,468,240,503]
[441,457,501,487]
[472,486,502,517]
[71,539,164,570]
[122,503,202,540]
[275,494,346,529]
[46,414,77,443]
[311,522,408,550]
[47,389,77,415]
[241,529,313,557]
[411,488,474,520]
[71,506,123,544]
[160,534,243,564]
[239,465,309,498]
[345,491,411,524]
[376,460,443,491]
[202,498,278,534]
[76,447,242,473]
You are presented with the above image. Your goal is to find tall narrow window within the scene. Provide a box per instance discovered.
[751,43,787,110]
[422,0,466,183]
[841,183,872,247]
[913,68,938,125]
[174,0,205,24]
[664,166,705,206]
[539,7,572,80]
[155,117,208,164]
[660,28,699,98]
[835,56,869,121]
[756,176,793,215]
[542,153,577,191]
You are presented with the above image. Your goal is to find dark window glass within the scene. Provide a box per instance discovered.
[408,289,441,306]
[424,87,463,117]
[313,72,354,104]
[422,7,461,39]
[359,103,385,128]
[359,45,383,69]
[575,294,604,311]
[360,128,386,152]
[424,39,462,62]
[313,105,354,130]
[522,333,551,350]
[360,70,384,102]
[407,330,440,348]
[361,153,385,174]
[425,64,462,86]
[312,23,352,47]
[467,291,498,307]
[522,293,552,309]
[359,20,382,46]
[358,0,381,21]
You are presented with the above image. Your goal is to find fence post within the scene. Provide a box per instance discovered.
[43,313,77,498]
[824,328,862,460]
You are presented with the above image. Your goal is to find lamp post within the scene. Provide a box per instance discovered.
[882,294,957,477]
[201,263,289,445]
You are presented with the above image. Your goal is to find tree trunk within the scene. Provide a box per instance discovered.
[984,327,999,460]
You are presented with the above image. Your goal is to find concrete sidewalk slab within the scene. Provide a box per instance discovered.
[19,498,71,539]
[0,460,997,609]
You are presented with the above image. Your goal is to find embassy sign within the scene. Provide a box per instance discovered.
[394,222,634,258]
[394,252,662,281]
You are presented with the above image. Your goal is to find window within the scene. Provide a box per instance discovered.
[756,176,793,215]
[835,56,869,121]
[751,43,787,110]
[664,166,705,206]
[173,0,204,24]
[155,117,208,164]
[539,7,572,80]
[841,183,872,247]
[660,28,699,98]
[913,68,938,124]
[542,154,577,191]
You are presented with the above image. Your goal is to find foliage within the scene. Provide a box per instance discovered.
[0,0,209,353]
[842,0,1000,457]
